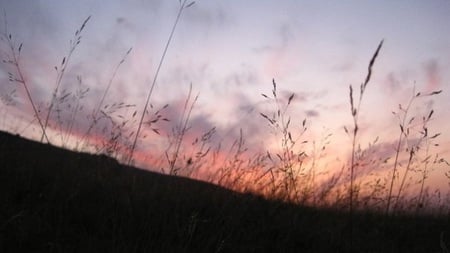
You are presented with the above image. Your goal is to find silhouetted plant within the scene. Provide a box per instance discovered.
[307,130,333,205]
[128,0,195,165]
[78,47,133,150]
[1,2,449,220]
[1,14,49,143]
[61,75,90,146]
[260,79,309,202]
[166,83,199,175]
[95,101,136,159]
[385,88,442,214]
[41,16,91,142]
[179,126,216,178]
[347,39,383,249]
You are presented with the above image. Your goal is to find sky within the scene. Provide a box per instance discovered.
[1,0,449,199]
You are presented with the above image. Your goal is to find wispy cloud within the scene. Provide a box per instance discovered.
[305,109,319,118]
[384,72,402,93]
[423,59,441,92]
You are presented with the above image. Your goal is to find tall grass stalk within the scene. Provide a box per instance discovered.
[385,89,442,215]
[396,97,441,212]
[308,131,332,205]
[128,0,194,165]
[416,138,431,213]
[385,95,413,215]
[62,75,89,145]
[260,79,307,202]
[77,47,132,150]
[167,83,199,175]
[348,40,383,250]
[1,13,49,143]
[41,16,91,143]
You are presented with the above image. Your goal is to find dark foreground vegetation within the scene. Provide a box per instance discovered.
[1,130,449,253]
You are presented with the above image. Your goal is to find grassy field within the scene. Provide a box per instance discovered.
[1,130,449,252]
[1,3,450,252]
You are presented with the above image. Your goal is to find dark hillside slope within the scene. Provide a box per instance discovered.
[0,131,448,252]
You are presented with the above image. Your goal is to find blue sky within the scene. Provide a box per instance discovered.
[1,0,449,193]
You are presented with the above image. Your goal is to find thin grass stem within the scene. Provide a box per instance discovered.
[128,0,191,165]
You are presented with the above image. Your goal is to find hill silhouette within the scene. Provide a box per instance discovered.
[0,130,448,252]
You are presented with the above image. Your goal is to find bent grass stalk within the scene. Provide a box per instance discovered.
[1,13,49,143]
[260,79,307,202]
[416,139,431,212]
[128,0,194,165]
[395,94,441,212]
[415,138,449,214]
[168,83,199,175]
[385,99,413,215]
[41,15,91,143]
[63,75,89,145]
[385,89,442,215]
[77,47,132,150]
[385,89,418,215]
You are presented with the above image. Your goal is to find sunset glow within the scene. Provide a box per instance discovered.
[1,0,449,207]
